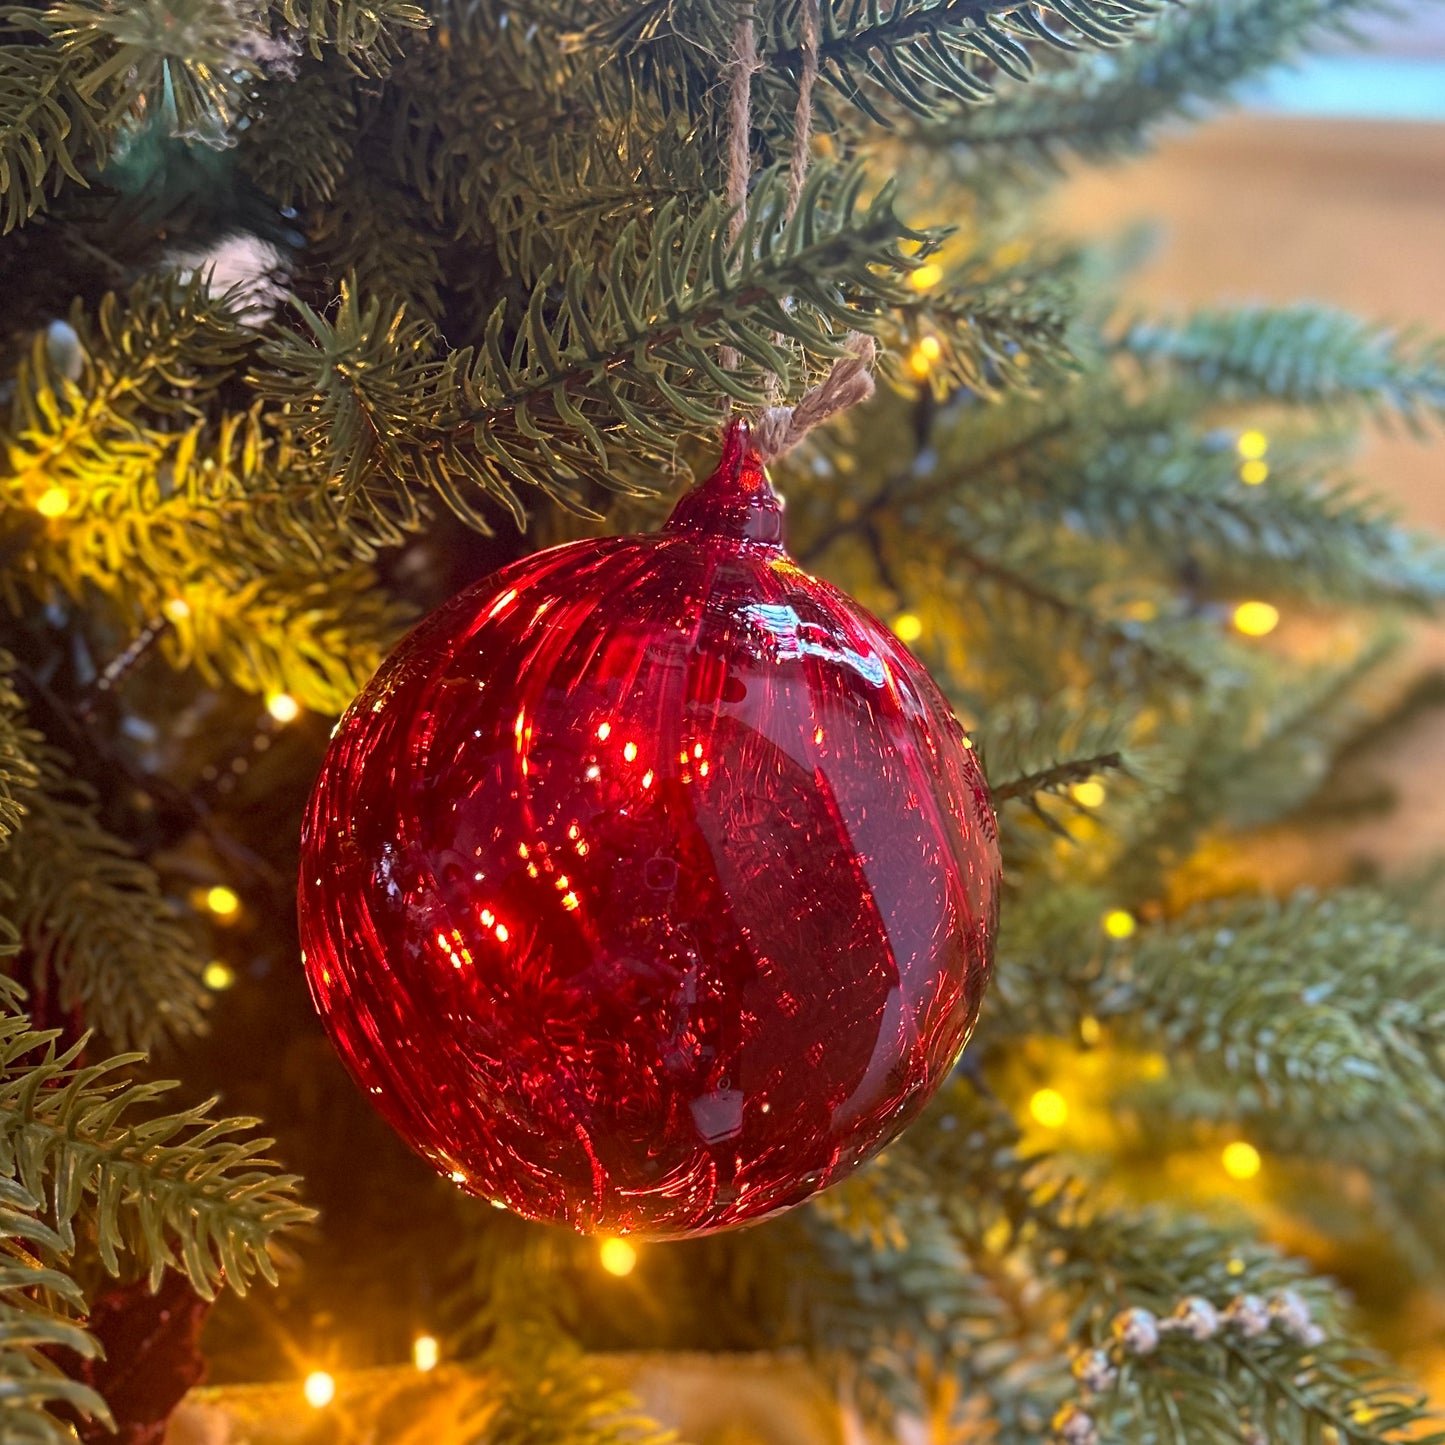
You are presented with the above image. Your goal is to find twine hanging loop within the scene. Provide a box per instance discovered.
[720,0,875,459]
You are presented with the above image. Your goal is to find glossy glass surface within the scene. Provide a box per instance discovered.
[298,422,1000,1237]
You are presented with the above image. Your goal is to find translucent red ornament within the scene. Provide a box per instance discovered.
[298,421,1000,1238]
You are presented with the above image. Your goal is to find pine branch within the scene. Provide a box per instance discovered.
[799,1198,1047,1430]
[237,56,360,209]
[470,1245,680,1445]
[945,533,1204,687]
[883,255,1080,396]
[0,660,40,850]
[1111,640,1394,894]
[1,747,209,1052]
[0,26,104,233]
[260,0,425,67]
[979,693,1130,805]
[252,164,938,521]
[1119,308,1445,430]
[184,564,410,714]
[572,0,1165,127]
[0,999,314,1299]
[2,283,412,708]
[0,1175,111,1445]
[48,0,264,139]
[1011,420,1445,609]
[483,114,713,281]
[1092,890,1445,1154]
[993,753,1126,804]
[2,275,252,500]
[928,0,1378,166]
[1061,1211,1442,1445]
[0,0,420,236]
[838,1087,1440,1445]
[308,163,449,318]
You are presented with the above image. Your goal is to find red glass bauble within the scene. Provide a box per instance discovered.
[298,421,1000,1238]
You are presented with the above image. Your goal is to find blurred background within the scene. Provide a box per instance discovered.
[1059,3,1445,877]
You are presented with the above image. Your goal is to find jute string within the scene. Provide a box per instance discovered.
[719,0,876,463]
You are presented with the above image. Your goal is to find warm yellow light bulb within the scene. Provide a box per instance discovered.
[266,692,301,724]
[910,262,944,291]
[1079,1014,1102,1046]
[1237,429,1268,460]
[205,885,240,918]
[36,487,70,518]
[202,961,236,991]
[908,336,942,379]
[1233,600,1280,637]
[413,1334,440,1372]
[599,1236,638,1277]
[162,597,191,623]
[1070,780,1106,809]
[893,612,924,643]
[303,1371,335,1408]
[1102,909,1136,940]
[1239,459,1269,486]
[1029,1088,1069,1129]
[1221,1140,1262,1180]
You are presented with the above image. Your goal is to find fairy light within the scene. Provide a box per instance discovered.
[908,335,942,379]
[202,961,236,991]
[36,487,70,518]
[1240,459,1269,486]
[893,613,924,643]
[1102,909,1136,940]
[266,692,301,724]
[623,741,638,762]
[303,1371,335,1408]
[1227,1257,1246,1276]
[205,885,240,918]
[1029,1088,1069,1129]
[599,1237,638,1276]
[1079,1014,1101,1046]
[1221,1140,1262,1181]
[413,1335,440,1372]
[1070,780,1106,809]
[1233,601,1280,637]
[596,722,611,741]
[910,261,944,291]
[1237,429,1268,460]
[162,597,191,623]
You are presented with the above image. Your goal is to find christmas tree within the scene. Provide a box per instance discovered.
[2,0,1445,1440]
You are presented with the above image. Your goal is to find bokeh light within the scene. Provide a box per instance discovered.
[1102,909,1137,940]
[1233,601,1281,637]
[1222,1140,1262,1180]
[1029,1088,1069,1129]
[205,886,240,918]
[36,487,70,518]
[599,1237,638,1276]
[303,1371,335,1408]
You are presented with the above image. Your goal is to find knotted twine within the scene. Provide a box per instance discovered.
[718,0,877,464]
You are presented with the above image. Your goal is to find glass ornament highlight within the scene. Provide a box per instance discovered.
[298,420,1000,1238]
